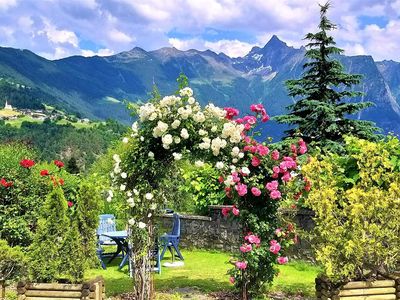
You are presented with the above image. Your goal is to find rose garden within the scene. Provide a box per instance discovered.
[1,4,400,300]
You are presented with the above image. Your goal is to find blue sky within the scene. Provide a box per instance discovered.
[0,0,399,61]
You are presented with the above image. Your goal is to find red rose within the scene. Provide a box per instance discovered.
[20,159,35,168]
[1,178,13,188]
[40,169,50,176]
[54,160,64,168]
[67,201,73,207]
[59,178,65,185]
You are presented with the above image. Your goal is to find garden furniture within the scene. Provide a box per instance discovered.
[159,213,184,261]
[100,230,129,270]
[97,214,117,246]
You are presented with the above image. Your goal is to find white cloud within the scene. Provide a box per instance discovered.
[107,28,134,44]
[0,0,17,11]
[204,39,254,57]
[81,48,114,57]
[169,37,254,57]
[0,0,399,61]
[38,20,78,47]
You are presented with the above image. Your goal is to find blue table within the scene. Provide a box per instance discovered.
[101,230,129,270]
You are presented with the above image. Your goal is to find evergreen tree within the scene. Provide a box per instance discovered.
[275,2,379,150]
[28,187,84,283]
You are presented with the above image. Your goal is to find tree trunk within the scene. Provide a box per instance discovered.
[0,280,5,300]
[132,224,154,300]
[241,271,248,300]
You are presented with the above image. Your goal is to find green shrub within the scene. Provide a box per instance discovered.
[76,180,102,268]
[28,187,84,283]
[0,239,27,282]
[303,136,400,282]
[0,143,81,247]
[179,161,228,214]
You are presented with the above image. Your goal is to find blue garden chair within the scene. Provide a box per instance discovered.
[96,214,120,269]
[159,213,184,261]
[97,214,117,245]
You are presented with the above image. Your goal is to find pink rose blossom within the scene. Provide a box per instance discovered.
[277,257,289,265]
[235,183,248,196]
[299,146,307,155]
[222,207,231,217]
[251,187,261,196]
[270,190,282,200]
[251,156,261,167]
[272,172,279,179]
[270,239,278,246]
[246,234,261,245]
[244,136,251,144]
[250,104,264,112]
[235,261,248,270]
[257,145,269,156]
[243,115,257,125]
[224,107,239,120]
[232,206,240,216]
[244,123,252,131]
[272,166,280,173]
[271,150,280,160]
[269,242,281,255]
[229,277,235,284]
[261,114,270,122]
[240,243,252,253]
[266,180,279,191]
[232,172,241,183]
[235,118,243,124]
[282,172,291,182]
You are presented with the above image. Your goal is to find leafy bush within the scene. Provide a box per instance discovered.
[179,161,228,214]
[0,143,81,247]
[303,136,400,282]
[0,239,27,282]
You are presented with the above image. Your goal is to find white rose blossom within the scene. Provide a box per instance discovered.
[173,152,183,161]
[195,160,205,167]
[179,87,193,97]
[122,137,129,143]
[171,120,181,129]
[128,218,135,226]
[120,184,126,191]
[145,193,154,200]
[121,172,127,179]
[180,128,189,139]
[148,151,154,158]
[138,222,147,229]
[216,162,224,169]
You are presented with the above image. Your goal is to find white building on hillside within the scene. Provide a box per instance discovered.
[4,100,13,110]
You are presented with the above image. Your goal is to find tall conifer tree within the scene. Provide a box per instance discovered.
[275,2,378,149]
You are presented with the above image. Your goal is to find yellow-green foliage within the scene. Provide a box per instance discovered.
[303,136,400,282]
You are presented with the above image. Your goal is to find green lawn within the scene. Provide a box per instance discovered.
[86,249,321,298]
[4,116,96,128]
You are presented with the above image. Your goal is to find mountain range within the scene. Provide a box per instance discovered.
[1,35,400,139]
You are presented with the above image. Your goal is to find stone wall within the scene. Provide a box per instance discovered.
[157,206,315,254]
[158,205,241,252]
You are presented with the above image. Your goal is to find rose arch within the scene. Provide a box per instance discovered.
[109,76,309,300]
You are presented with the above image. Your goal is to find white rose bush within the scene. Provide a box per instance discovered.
[109,76,310,299]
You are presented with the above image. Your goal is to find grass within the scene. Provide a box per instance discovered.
[0,109,20,117]
[5,116,42,127]
[4,116,96,128]
[86,249,320,298]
